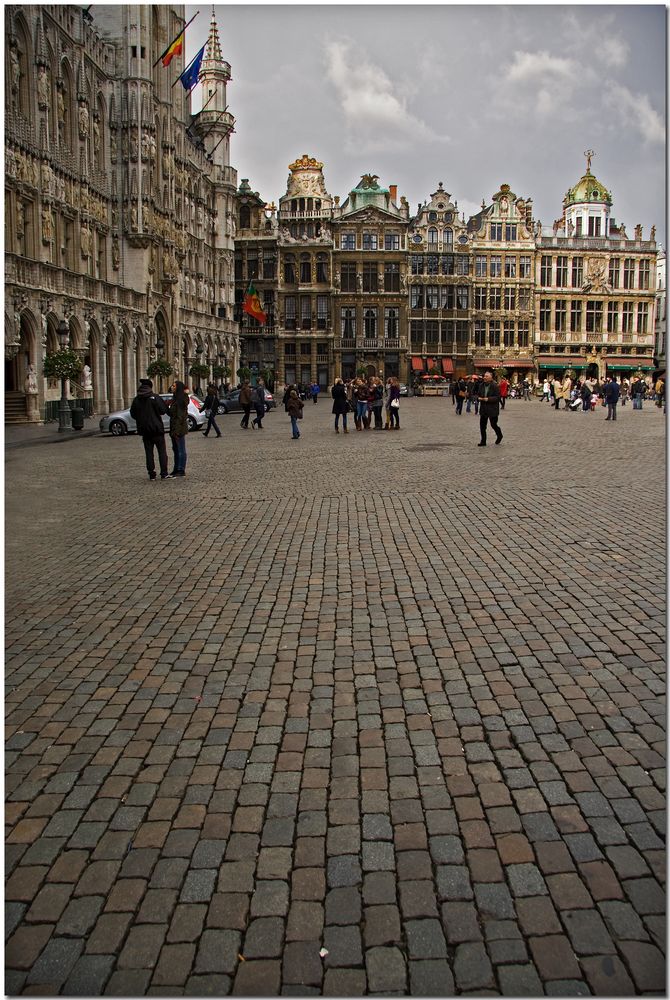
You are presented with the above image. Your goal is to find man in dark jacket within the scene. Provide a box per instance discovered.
[477,371,503,447]
[604,377,620,421]
[129,379,170,479]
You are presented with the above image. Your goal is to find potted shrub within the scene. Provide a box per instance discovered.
[237,366,251,382]
[146,358,174,379]
[43,349,83,382]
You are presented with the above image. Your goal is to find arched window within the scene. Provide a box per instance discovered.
[239,204,251,229]
[428,227,438,245]
[300,254,311,283]
[444,228,453,247]
[364,308,377,338]
[316,253,328,283]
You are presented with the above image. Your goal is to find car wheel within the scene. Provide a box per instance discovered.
[109,419,127,436]
[187,416,198,432]
[220,403,229,414]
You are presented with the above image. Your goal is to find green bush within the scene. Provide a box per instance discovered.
[43,350,83,381]
[147,359,174,378]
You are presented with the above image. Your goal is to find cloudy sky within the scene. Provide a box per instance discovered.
[184,4,666,244]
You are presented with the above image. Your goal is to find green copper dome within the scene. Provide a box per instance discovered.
[563,169,612,208]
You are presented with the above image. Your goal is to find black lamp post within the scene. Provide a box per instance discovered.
[57,318,72,432]
[156,336,165,391]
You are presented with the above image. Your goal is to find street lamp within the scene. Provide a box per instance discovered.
[194,343,204,394]
[57,318,72,432]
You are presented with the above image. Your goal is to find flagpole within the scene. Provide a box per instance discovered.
[153,10,199,68]
[209,122,234,158]
[192,89,217,115]
[196,105,230,135]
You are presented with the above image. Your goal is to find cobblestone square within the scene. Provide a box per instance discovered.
[5,398,666,995]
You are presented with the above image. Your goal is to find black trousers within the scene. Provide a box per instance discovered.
[479,410,502,444]
[142,433,168,477]
[240,404,252,427]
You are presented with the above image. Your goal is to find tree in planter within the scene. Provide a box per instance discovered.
[356,366,368,378]
[237,366,251,383]
[146,358,174,380]
[261,368,274,392]
[43,349,83,382]
[496,367,509,380]
[189,362,210,395]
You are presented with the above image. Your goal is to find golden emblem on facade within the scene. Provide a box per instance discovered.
[288,153,324,172]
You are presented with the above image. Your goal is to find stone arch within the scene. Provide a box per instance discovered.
[9,13,33,118]
[68,315,85,352]
[103,321,123,411]
[59,58,76,149]
[120,323,136,404]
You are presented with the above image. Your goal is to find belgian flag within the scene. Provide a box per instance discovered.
[162,31,184,67]
[242,283,267,325]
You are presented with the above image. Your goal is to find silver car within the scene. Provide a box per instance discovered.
[99,393,206,436]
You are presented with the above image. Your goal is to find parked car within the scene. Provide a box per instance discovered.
[99,394,206,436]
[218,388,275,414]
[399,383,408,397]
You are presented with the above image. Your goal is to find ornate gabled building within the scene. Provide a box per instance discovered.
[332,174,410,382]
[535,154,657,380]
[5,5,239,424]
[467,183,536,380]
[234,179,278,385]
[276,154,335,388]
[408,182,472,380]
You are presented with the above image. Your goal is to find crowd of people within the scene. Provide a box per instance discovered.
[127,367,664,479]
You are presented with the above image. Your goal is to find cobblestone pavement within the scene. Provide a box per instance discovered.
[5,398,666,997]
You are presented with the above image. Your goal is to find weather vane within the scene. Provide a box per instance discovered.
[584,149,595,173]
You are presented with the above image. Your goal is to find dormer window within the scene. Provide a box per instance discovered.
[428,211,437,222]
[491,223,503,240]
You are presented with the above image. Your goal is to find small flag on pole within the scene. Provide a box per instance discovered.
[162,31,184,67]
[243,284,267,325]
[179,43,206,91]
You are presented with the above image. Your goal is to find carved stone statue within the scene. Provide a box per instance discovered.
[57,89,65,128]
[93,118,100,154]
[78,103,89,139]
[41,161,52,194]
[82,364,93,391]
[149,134,156,162]
[129,131,138,160]
[112,239,120,269]
[10,46,21,94]
[567,220,574,236]
[619,223,627,238]
[141,133,150,161]
[651,226,656,242]
[634,224,642,240]
[25,364,38,395]
[81,226,91,257]
[130,205,138,231]
[42,207,53,242]
[16,201,24,237]
[37,66,49,108]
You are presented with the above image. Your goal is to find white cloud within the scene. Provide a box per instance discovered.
[506,50,576,83]
[599,36,629,69]
[604,84,664,145]
[324,40,447,153]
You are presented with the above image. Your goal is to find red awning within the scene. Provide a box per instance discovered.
[474,359,502,368]
[411,357,425,372]
[427,357,436,370]
[536,355,584,365]
[442,359,455,374]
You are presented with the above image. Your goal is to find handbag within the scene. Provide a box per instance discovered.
[458,390,466,398]
[390,398,400,409]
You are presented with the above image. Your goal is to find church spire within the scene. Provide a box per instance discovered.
[202,6,223,74]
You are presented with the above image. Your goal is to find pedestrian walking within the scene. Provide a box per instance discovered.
[477,370,503,447]
[331,377,349,433]
[522,377,531,400]
[580,379,592,413]
[455,376,467,415]
[239,380,253,428]
[630,376,644,410]
[604,377,620,421]
[655,376,665,411]
[542,378,551,402]
[251,379,266,429]
[370,378,384,429]
[200,384,222,438]
[388,377,401,429]
[561,373,573,410]
[552,376,561,409]
[499,375,509,410]
[129,378,171,480]
[310,381,320,404]
[168,380,189,476]
[287,389,303,438]
[620,378,629,407]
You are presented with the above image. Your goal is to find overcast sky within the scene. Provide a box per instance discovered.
[184,4,666,245]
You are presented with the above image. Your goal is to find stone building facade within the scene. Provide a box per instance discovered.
[275,155,335,389]
[332,175,411,382]
[5,4,239,424]
[535,159,658,381]
[234,179,278,386]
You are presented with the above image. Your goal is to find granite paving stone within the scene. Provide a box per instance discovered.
[5,403,665,996]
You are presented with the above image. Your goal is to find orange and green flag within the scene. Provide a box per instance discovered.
[162,31,184,67]
[243,283,267,324]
